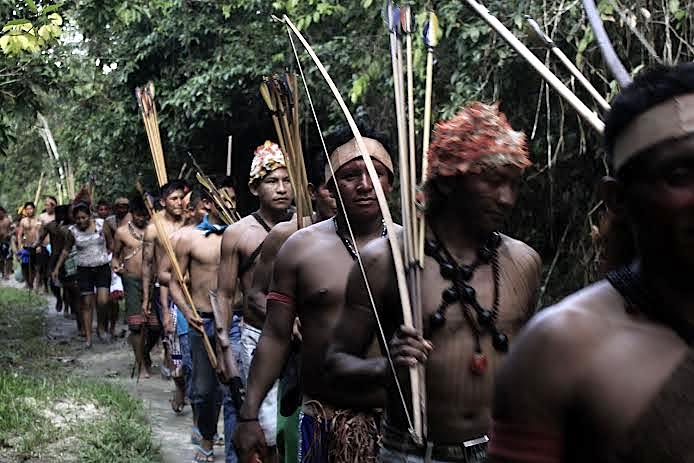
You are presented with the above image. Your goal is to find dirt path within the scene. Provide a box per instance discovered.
[17,280,226,463]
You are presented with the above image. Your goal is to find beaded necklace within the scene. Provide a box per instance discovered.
[333,216,387,261]
[425,230,507,375]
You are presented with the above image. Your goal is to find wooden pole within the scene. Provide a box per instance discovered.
[463,0,605,133]
[226,136,233,177]
[525,16,611,111]
[34,172,44,206]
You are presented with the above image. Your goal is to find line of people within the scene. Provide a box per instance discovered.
[10,63,694,463]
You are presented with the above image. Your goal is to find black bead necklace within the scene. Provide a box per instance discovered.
[607,264,694,345]
[333,217,387,261]
[424,230,507,375]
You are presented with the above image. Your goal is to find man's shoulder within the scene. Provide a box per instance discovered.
[499,234,541,267]
[520,280,625,357]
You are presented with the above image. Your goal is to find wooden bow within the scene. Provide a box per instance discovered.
[282,14,424,444]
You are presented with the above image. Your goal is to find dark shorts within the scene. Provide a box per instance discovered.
[22,246,37,268]
[77,264,111,295]
[123,275,158,330]
[0,241,11,260]
[36,248,49,272]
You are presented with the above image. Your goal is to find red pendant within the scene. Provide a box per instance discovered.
[469,352,488,375]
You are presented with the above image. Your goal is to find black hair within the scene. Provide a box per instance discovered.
[55,205,70,224]
[0,207,5,214]
[220,176,236,190]
[97,199,110,207]
[308,152,327,186]
[24,201,35,209]
[46,195,58,204]
[160,179,189,199]
[605,63,694,174]
[188,186,212,209]
[129,195,149,216]
[72,202,91,217]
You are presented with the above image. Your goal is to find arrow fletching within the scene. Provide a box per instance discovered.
[400,5,413,34]
[423,11,439,48]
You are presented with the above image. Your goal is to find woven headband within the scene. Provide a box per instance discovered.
[613,93,694,172]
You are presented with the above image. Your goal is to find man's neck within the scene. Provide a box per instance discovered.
[256,205,289,229]
[207,214,221,226]
[334,213,384,241]
[163,211,183,225]
[638,258,694,324]
[428,210,488,260]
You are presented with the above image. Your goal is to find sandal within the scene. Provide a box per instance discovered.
[192,444,214,462]
[213,433,224,446]
[191,427,202,446]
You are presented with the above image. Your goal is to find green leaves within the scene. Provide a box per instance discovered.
[1,1,64,56]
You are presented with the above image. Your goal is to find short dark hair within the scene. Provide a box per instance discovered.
[604,63,694,174]
[160,179,188,199]
[72,202,91,217]
[55,205,69,224]
[129,195,149,216]
[188,186,212,209]
[0,207,6,214]
[97,199,110,207]
[220,176,236,190]
[24,201,35,209]
[46,195,58,204]
[308,152,327,186]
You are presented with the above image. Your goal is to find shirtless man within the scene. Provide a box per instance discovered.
[112,196,151,378]
[36,196,57,293]
[244,154,337,463]
[0,208,12,279]
[169,189,233,463]
[141,180,188,367]
[108,197,131,230]
[218,141,294,462]
[38,203,68,313]
[489,64,694,463]
[234,133,397,462]
[323,104,542,463]
[17,202,42,290]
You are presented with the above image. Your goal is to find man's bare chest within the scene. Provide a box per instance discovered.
[296,247,355,307]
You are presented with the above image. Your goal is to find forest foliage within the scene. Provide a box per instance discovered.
[2,0,693,302]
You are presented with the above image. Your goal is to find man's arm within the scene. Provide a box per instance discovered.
[51,231,74,280]
[103,221,114,253]
[111,229,124,273]
[16,218,25,249]
[168,232,201,332]
[141,224,156,314]
[323,243,391,408]
[234,234,300,460]
[216,225,242,320]
[246,223,295,321]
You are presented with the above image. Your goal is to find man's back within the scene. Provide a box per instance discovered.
[492,280,689,462]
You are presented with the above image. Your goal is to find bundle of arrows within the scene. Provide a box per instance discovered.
[260,73,313,229]
[136,82,168,187]
[385,0,440,443]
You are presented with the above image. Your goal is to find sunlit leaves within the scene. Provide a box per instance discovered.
[0,2,64,56]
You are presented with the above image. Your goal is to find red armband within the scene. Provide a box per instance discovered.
[488,420,561,463]
[267,291,294,306]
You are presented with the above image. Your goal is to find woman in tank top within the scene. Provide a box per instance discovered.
[54,202,114,348]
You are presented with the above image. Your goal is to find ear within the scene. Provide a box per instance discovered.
[158,197,166,209]
[249,182,260,198]
[307,183,317,201]
[600,176,627,219]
